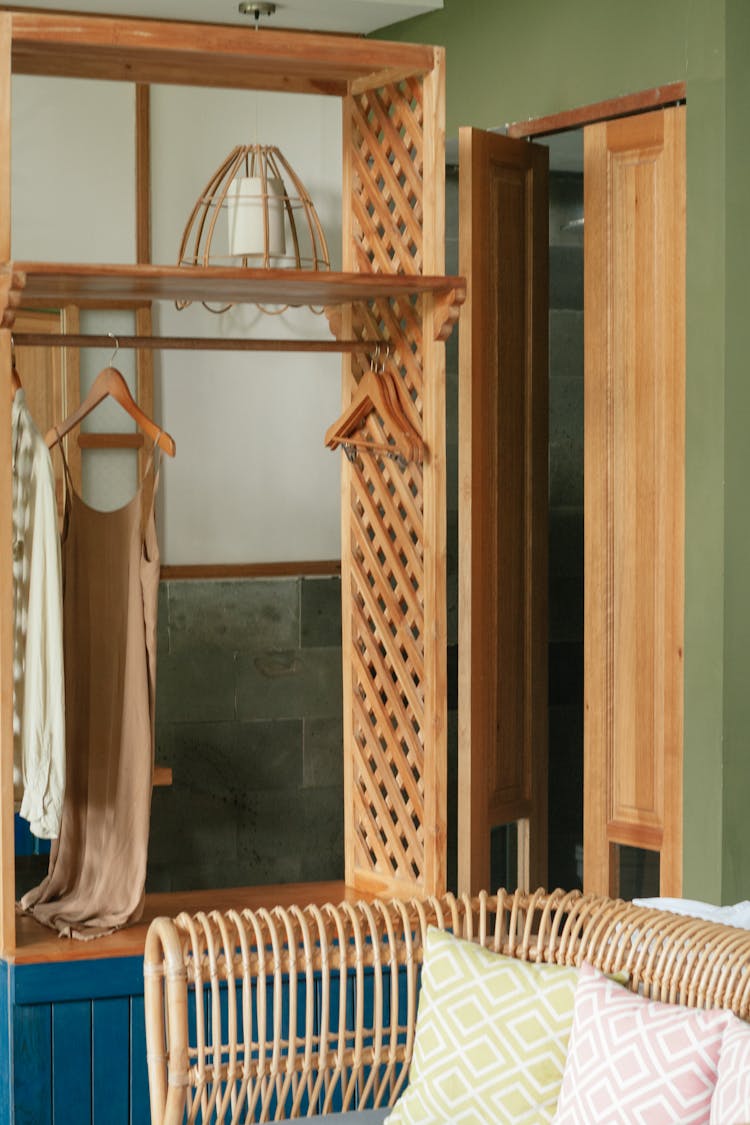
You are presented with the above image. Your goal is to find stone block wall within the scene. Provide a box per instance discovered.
[548,170,585,890]
[148,576,344,892]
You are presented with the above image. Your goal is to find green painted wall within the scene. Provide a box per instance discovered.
[721,0,750,904]
[378,0,749,902]
[377,0,688,137]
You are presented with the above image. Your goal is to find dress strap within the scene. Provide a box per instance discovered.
[143,431,163,478]
[53,427,75,488]
[140,431,163,539]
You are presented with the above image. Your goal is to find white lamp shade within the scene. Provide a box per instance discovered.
[227,175,287,259]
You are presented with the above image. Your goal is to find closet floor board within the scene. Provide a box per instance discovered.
[13,880,369,964]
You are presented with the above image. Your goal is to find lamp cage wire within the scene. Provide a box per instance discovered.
[176,143,331,313]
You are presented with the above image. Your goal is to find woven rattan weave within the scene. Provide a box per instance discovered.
[144,888,750,1124]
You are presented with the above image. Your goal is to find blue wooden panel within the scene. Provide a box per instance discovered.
[13,1002,52,1125]
[15,956,143,1005]
[14,814,52,856]
[0,962,12,1125]
[52,1000,92,1125]
[129,995,149,1125]
[92,997,129,1125]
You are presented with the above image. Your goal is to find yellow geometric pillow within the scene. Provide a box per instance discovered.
[385,926,581,1124]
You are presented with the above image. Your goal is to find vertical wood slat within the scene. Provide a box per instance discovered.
[583,106,685,897]
[457,128,549,896]
[0,962,12,1117]
[93,998,130,1124]
[340,87,356,891]
[0,15,15,962]
[60,304,83,493]
[135,304,154,483]
[13,1003,52,1125]
[129,995,151,1125]
[420,48,447,897]
[52,1001,93,1124]
[135,85,151,266]
[135,85,154,486]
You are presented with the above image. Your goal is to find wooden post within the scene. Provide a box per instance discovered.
[421,48,448,896]
[0,12,15,958]
[339,86,356,890]
[135,85,154,483]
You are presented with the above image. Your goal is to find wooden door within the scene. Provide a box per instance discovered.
[584,106,686,897]
[457,128,549,895]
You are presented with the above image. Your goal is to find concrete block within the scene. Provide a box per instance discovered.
[167,578,299,653]
[549,506,583,579]
[156,648,237,723]
[549,374,583,510]
[300,785,344,882]
[549,309,583,380]
[157,718,304,794]
[147,784,239,871]
[550,245,583,310]
[157,581,170,655]
[236,647,342,721]
[549,575,584,643]
[301,577,342,648]
[303,716,343,788]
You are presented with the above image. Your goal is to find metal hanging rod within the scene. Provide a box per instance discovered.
[11,333,386,355]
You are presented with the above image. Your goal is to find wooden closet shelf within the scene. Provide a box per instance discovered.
[1,264,466,335]
[14,880,371,964]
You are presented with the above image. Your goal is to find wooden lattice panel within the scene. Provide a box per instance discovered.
[342,70,445,897]
[351,79,424,275]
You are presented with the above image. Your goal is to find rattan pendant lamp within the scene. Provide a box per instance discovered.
[176,143,330,313]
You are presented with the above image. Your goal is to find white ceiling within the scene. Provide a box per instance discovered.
[5,0,443,33]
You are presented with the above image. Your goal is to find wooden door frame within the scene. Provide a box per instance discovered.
[507,83,687,899]
[506,82,685,141]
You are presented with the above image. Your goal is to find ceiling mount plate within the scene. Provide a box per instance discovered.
[239,2,277,19]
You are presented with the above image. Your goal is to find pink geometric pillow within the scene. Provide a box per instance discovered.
[553,962,729,1125]
[710,1013,750,1124]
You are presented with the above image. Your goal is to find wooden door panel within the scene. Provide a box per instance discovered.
[458,127,548,894]
[584,106,685,894]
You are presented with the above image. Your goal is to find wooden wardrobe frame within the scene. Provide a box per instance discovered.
[0,9,464,960]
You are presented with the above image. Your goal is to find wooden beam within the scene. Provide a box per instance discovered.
[7,11,434,94]
[507,81,686,139]
[160,560,341,580]
[0,16,14,960]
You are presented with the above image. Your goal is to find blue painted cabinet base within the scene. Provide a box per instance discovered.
[1,956,149,1125]
[1,955,414,1123]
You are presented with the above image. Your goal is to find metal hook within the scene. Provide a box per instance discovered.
[108,331,120,366]
[370,343,390,374]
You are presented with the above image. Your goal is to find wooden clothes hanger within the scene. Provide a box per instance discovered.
[45,365,176,457]
[325,353,424,464]
[10,335,21,399]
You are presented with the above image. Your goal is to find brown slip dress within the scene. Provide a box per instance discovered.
[20,437,161,939]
